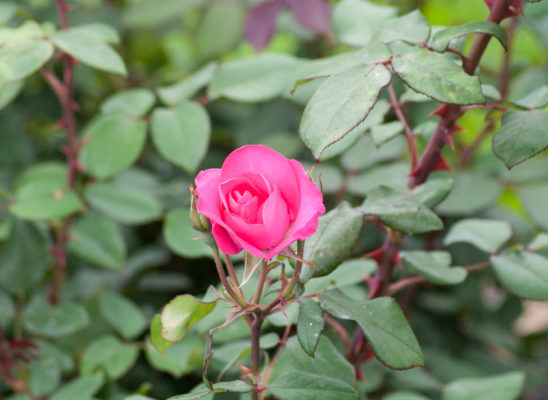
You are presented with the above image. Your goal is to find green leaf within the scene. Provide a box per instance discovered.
[299,63,391,159]
[400,251,467,285]
[195,1,243,57]
[167,380,251,400]
[80,335,139,379]
[521,183,548,231]
[384,392,431,400]
[158,62,218,105]
[100,89,155,117]
[410,171,454,208]
[69,215,126,269]
[0,40,54,81]
[145,333,203,378]
[392,48,485,105]
[492,109,548,168]
[444,219,512,253]
[319,290,423,369]
[150,314,173,353]
[160,294,216,342]
[379,10,431,45]
[348,162,409,196]
[50,30,126,76]
[208,53,300,102]
[436,172,502,216]
[10,181,84,221]
[0,2,17,25]
[442,371,524,400]
[0,290,15,326]
[301,202,364,281]
[269,371,359,400]
[123,0,203,29]
[360,186,443,234]
[0,79,23,110]
[371,121,403,146]
[85,182,162,225]
[28,357,61,396]
[332,0,397,46]
[98,290,147,339]
[151,101,211,173]
[79,113,147,180]
[0,220,49,295]
[50,374,104,400]
[70,23,120,44]
[24,298,90,337]
[163,209,212,258]
[431,21,507,52]
[303,258,376,295]
[511,86,548,109]
[491,252,548,301]
[297,298,324,357]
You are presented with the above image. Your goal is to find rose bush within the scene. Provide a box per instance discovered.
[195,145,325,259]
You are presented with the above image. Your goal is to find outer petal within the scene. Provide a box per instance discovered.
[211,223,242,254]
[195,168,223,220]
[263,160,325,259]
[220,145,300,215]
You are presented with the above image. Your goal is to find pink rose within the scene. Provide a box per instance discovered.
[195,145,325,260]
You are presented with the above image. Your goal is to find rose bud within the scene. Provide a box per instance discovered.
[189,184,211,233]
[194,145,325,260]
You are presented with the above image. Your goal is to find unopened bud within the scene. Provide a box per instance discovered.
[189,185,211,233]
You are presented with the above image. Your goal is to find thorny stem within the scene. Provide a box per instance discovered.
[387,83,418,169]
[254,261,268,304]
[250,315,264,400]
[211,247,247,308]
[46,0,80,304]
[280,240,305,298]
[223,253,245,300]
[408,0,511,188]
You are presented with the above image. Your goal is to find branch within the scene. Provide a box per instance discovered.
[387,83,418,169]
[408,0,512,189]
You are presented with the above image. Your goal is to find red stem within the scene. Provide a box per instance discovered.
[387,83,418,169]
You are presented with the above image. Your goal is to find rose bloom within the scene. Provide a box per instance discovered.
[195,145,325,259]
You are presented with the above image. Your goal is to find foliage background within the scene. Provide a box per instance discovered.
[0,0,548,399]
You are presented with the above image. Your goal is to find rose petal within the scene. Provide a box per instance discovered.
[262,160,325,259]
[211,223,242,254]
[221,145,300,216]
[195,168,223,218]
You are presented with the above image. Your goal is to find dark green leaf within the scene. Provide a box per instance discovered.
[444,219,512,253]
[347,163,409,196]
[208,53,300,102]
[150,314,173,353]
[301,202,364,281]
[0,220,49,295]
[100,88,155,117]
[80,335,139,379]
[69,23,120,44]
[85,182,162,225]
[492,109,548,168]
[379,10,431,45]
[400,251,467,285]
[163,209,212,258]
[431,21,507,52]
[28,357,61,396]
[297,298,324,357]
[436,172,502,216]
[151,101,211,173]
[0,40,54,81]
[410,171,454,208]
[50,374,104,400]
[269,371,358,400]
[10,181,84,221]
[160,294,216,342]
[384,393,431,400]
[24,298,90,337]
[195,1,243,57]
[319,290,423,369]
[69,215,126,269]
[50,30,126,76]
[521,183,548,230]
[393,48,485,105]
[299,63,391,159]
[145,333,203,378]
[371,121,403,146]
[98,290,147,339]
[511,86,548,109]
[79,113,147,180]
[442,371,524,400]
[158,62,218,105]
[304,259,376,295]
[0,290,15,326]
[167,380,250,400]
[360,186,443,233]
[491,252,548,301]
[0,79,24,110]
